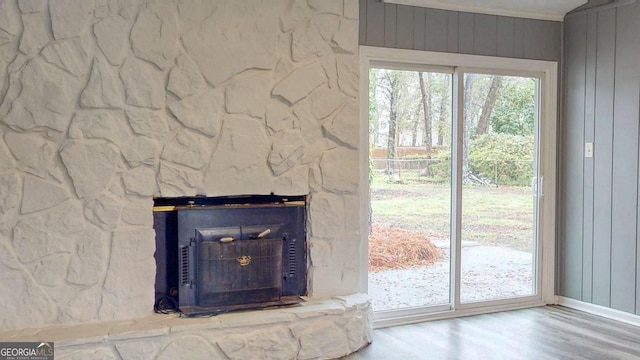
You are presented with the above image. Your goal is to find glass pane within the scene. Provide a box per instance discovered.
[459,73,538,303]
[368,68,453,311]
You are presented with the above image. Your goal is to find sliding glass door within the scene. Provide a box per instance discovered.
[362,49,556,325]
[458,73,539,304]
[367,68,453,311]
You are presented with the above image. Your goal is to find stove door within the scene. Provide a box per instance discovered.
[176,205,305,314]
[197,237,282,307]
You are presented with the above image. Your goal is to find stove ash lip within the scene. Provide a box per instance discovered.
[153,194,308,316]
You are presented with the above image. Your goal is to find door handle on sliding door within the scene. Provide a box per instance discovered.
[531,176,544,199]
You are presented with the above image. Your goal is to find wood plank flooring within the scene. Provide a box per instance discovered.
[342,306,640,360]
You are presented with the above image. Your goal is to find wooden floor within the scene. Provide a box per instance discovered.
[342,306,640,360]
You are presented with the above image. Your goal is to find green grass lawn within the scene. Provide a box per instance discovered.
[371,175,535,252]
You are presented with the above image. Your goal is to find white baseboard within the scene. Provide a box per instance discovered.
[557,296,640,328]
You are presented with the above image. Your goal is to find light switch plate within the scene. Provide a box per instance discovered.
[585,142,593,158]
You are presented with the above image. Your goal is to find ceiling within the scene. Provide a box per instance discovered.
[381,0,589,21]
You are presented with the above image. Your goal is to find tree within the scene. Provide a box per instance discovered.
[386,78,398,174]
[369,69,456,177]
[462,74,474,178]
[375,70,405,174]
[489,77,536,136]
[410,104,421,147]
[436,74,450,146]
[416,72,433,177]
[418,72,433,159]
[474,76,503,137]
[368,69,380,148]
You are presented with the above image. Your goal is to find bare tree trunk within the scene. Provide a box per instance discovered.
[418,72,432,176]
[437,75,449,146]
[369,69,380,148]
[418,73,432,158]
[474,76,503,137]
[411,113,420,147]
[387,90,397,174]
[437,101,446,146]
[462,75,474,179]
[378,70,404,175]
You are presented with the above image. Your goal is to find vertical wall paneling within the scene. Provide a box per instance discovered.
[413,7,426,51]
[611,4,639,314]
[473,14,497,57]
[458,12,474,54]
[365,0,384,46]
[523,20,562,61]
[513,18,525,58]
[582,12,598,303]
[636,91,640,315]
[359,0,367,45]
[522,20,539,60]
[446,11,459,53]
[562,14,587,300]
[426,8,448,52]
[396,5,415,49]
[544,22,563,62]
[591,8,615,308]
[384,3,397,48]
[496,17,515,58]
[632,5,640,316]
[560,1,640,316]
[359,0,561,62]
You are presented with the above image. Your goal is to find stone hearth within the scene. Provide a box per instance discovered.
[0,295,371,359]
[0,0,368,358]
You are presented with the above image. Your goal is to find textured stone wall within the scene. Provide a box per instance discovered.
[0,0,360,331]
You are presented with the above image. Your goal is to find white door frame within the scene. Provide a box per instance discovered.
[359,46,558,328]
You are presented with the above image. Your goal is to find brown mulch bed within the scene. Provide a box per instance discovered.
[368,224,443,272]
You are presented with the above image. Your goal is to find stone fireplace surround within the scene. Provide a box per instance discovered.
[0,0,370,358]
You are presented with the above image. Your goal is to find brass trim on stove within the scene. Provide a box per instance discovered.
[236,256,252,266]
[153,205,176,212]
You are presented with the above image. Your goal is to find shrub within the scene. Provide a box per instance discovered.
[414,134,534,186]
[429,148,452,182]
[469,133,534,186]
[368,155,376,183]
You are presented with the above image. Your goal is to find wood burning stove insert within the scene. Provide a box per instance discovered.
[153,195,306,315]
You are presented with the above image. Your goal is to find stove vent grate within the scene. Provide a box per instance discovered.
[180,246,189,285]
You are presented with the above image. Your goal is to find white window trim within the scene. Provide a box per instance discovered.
[358,46,558,328]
